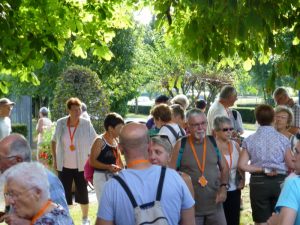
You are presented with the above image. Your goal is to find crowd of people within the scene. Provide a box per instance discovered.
[0,85,300,225]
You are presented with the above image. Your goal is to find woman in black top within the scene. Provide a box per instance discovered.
[90,112,124,201]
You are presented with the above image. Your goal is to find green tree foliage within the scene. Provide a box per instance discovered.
[52,65,110,133]
[0,0,132,92]
[152,0,300,82]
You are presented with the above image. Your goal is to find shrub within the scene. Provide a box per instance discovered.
[12,123,27,137]
[52,65,110,133]
[128,105,151,115]
[232,107,256,124]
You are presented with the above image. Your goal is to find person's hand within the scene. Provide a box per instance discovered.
[265,170,278,177]
[215,186,227,203]
[267,212,279,225]
[237,179,245,190]
[108,164,121,173]
[3,214,30,225]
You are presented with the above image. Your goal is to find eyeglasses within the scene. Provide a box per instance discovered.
[275,115,288,120]
[0,155,17,161]
[4,187,36,201]
[222,128,234,132]
[189,121,207,128]
[150,134,172,146]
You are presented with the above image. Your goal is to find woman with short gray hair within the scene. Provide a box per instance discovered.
[213,116,244,225]
[1,162,73,224]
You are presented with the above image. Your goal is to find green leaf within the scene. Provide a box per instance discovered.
[29,72,40,86]
[72,45,87,58]
[243,58,253,71]
[292,37,300,46]
[0,81,9,94]
[93,46,113,61]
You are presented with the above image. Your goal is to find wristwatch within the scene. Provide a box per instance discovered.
[220,183,229,190]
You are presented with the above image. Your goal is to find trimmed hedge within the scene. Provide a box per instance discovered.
[232,107,256,124]
[128,105,151,115]
[12,123,28,137]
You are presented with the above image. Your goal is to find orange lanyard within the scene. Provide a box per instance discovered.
[67,118,79,146]
[224,142,232,169]
[188,136,206,175]
[30,200,52,225]
[127,159,149,168]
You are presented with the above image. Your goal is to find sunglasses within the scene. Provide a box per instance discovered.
[222,128,234,132]
[150,134,172,145]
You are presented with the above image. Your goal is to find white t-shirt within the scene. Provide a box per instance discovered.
[63,127,78,169]
[207,100,228,135]
[0,117,11,141]
[159,123,186,147]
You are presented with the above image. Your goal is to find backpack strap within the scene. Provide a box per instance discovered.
[207,135,222,168]
[156,166,166,201]
[113,175,138,208]
[163,124,179,140]
[176,136,187,170]
[232,110,237,120]
[178,126,185,137]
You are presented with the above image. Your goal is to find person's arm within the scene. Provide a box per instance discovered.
[51,140,57,170]
[238,148,263,173]
[284,148,294,170]
[168,139,181,169]
[89,138,121,173]
[36,118,43,133]
[95,218,114,225]
[181,172,195,198]
[234,142,245,189]
[216,153,229,203]
[180,207,196,225]
[267,208,297,225]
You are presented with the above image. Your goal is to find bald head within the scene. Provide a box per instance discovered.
[0,134,31,172]
[119,123,149,159]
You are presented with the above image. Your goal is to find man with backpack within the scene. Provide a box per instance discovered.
[170,109,229,225]
[96,122,195,225]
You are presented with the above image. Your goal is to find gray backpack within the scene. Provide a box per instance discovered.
[113,167,169,225]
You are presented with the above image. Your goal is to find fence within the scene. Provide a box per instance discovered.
[10,96,32,146]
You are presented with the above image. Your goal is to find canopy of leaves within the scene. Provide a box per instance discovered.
[152,0,300,82]
[52,65,110,133]
[0,0,132,90]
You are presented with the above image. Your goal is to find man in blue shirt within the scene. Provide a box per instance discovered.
[96,123,195,225]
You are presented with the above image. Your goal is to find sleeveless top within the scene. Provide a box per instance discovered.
[95,135,118,172]
[179,136,221,216]
[224,140,239,191]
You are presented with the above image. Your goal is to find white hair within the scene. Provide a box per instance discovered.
[2,162,49,199]
[170,94,190,110]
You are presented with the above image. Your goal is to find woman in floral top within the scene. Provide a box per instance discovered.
[1,162,73,225]
[239,104,293,225]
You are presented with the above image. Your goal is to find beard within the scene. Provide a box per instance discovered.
[194,131,205,141]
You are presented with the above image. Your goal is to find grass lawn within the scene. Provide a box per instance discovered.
[69,202,98,225]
